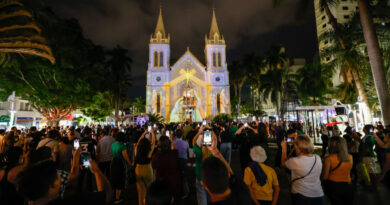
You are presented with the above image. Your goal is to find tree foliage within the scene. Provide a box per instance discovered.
[82,92,113,122]
[0,7,107,125]
[0,0,55,64]
[297,57,333,105]
[106,45,132,125]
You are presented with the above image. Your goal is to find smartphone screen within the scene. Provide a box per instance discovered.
[166,130,170,136]
[148,126,152,132]
[202,120,207,126]
[153,124,157,128]
[369,128,374,133]
[244,123,248,127]
[287,138,294,143]
[203,130,212,146]
[252,116,256,121]
[81,153,91,168]
[73,139,79,150]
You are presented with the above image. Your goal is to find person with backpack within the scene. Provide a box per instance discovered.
[359,125,381,192]
[281,135,324,205]
[322,137,354,205]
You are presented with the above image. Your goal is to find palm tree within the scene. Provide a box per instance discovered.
[260,68,283,115]
[0,0,54,64]
[229,60,247,105]
[106,45,132,126]
[357,0,390,125]
[132,97,146,114]
[297,57,332,105]
[274,0,374,123]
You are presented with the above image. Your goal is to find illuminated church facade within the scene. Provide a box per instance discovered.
[146,8,230,122]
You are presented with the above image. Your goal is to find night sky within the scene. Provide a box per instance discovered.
[48,0,318,100]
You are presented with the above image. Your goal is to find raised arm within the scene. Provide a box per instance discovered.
[193,126,204,147]
[373,133,389,148]
[148,129,156,158]
[135,130,147,156]
[281,138,288,168]
[68,147,81,182]
[89,159,113,204]
[248,125,258,134]
[235,126,244,135]
[208,131,233,175]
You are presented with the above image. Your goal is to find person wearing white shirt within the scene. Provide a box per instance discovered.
[281,135,324,205]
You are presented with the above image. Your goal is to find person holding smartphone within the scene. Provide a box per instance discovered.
[135,128,156,205]
[235,123,259,172]
[192,125,216,205]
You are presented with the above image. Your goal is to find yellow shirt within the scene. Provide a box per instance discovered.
[243,163,279,201]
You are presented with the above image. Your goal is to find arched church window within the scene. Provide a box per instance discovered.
[154,51,158,67]
[159,52,164,67]
[217,52,222,67]
[156,93,161,113]
[217,93,221,114]
[213,52,216,67]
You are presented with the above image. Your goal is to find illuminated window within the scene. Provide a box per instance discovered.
[154,51,158,67]
[217,52,222,67]
[159,52,164,67]
[157,94,161,113]
[213,52,216,67]
[216,93,221,114]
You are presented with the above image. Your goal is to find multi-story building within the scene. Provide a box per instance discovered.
[314,0,359,86]
[0,92,42,129]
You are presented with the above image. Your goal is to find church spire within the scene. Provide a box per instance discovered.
[206,8,224,44]
[151,5,169,44]
[154,6,166,38]
[209,9,220,39]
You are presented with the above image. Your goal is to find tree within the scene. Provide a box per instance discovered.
[357,0,390,125]
[132,97,146,114]
[228,60,247,105]
[259,68,283,115]
[257,46,296,117]
[82,92,113,122]
[274,0,374,123]
[0,0,54,63]
[147,113,163,124]
[321,11,390,117]
[297,57,332,105]
[0,8,106,126]
[106,45,132,126]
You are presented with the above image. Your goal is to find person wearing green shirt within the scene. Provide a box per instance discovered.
[110,132,131,203]
[192,125,214,205]
[360,125,381,192]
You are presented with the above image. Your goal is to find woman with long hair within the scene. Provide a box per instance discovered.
[322,137,354,205]
[135,129,156,205]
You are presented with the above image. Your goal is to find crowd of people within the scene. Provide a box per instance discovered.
[0,120,389,205]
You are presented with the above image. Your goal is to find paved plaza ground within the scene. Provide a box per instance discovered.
[121,145,390,205]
